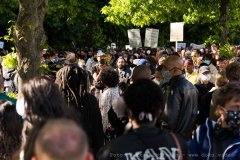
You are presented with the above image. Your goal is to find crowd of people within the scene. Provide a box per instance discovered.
[0,44,240,159]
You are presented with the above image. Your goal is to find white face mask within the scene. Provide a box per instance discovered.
[200,74,211,82]
[16,98,27,118]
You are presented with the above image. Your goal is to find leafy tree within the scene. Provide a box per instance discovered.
[44,0,109,50]
[14,0,48,89]
[102,0,240,45]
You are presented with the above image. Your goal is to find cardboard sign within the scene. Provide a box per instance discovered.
[0,41,4,49]
[177,43,186,49]
[190,43,205,49]
[144,28,159,48]
[128,29,142,48]
[170,22,184,42]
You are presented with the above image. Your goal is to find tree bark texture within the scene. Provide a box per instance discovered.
[219,0,230,45]
[14,0,48,90]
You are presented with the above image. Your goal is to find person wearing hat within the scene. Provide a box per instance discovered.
[194,65,215,125]
[184,59,199,84]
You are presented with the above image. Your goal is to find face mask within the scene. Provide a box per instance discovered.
[16,98,27,117]
[225,110,240,128]
[200,74,211,81]
[204,60,210,65]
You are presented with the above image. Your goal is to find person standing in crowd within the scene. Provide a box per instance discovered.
[194,66,215,125]
[216,56,229,72]
[55,65,104,156]
[190,84,240,160]
[152,65,164,86]
[30,119,93,160]
[184,59,199,85]
[16,76,71,160]
[85,49,95,73]
[131,65,152,83]
[0,101,23,160]
[115,57,131,84]
[92,50,107,99]
[225,61,240,85]
[97,79,189,160]
[161,55,198,140]
[2,65,16,94]
[99,67,120,141]
[202,53,218,83]
[79,59,94,93]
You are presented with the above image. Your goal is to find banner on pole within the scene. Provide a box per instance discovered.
[170,22,184,42]
[144,28,159,48]
[128,29,142,48]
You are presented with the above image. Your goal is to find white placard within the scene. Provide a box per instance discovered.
[177,43,186,49]
[144,28,159,48]
[128,29,142,48]
[0,41,4,49]
[170,22,184,42]
[125,45,132,50]
[111,43,116,49]
[190,43,205,49]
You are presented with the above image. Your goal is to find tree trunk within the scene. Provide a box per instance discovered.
[219,0,230,45]
[14,0,48,91]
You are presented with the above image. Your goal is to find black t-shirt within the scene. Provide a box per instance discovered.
[97,126,189,160]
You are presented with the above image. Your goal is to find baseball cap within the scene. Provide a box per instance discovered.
[199,66,210,74]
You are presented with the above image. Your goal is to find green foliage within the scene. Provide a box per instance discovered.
[102,0,240,45]
[2,53,17,69]
[44,0,109,49]
[0,0,18,26]
[204,35,221,47]
[219,43,235,59]
[0,21,16,42]
[101,0,183,27]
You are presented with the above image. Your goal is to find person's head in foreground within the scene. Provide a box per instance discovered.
[123,79,164,127]
[214,84,240,135]
[31,119,93,160]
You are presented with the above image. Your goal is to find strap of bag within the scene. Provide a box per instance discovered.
[170,132,183,160]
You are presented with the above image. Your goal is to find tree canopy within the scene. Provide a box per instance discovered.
[102,0,240,45]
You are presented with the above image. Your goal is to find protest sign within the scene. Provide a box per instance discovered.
[144,28,159,48]
[170,22,184,42]
[128,29,142,48]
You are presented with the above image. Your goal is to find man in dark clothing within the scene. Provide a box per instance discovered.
[161,56,198,140]
[194,66,214,125]
[55,65,104,156]
[190,84,240,160]
[97,79,189,160]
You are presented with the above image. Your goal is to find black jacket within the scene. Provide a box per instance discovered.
[74,93,104,156]
[97,126,189,160]
[162,74,198,140]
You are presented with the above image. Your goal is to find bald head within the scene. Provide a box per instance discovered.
[163,56,184,76]
[34,119,90,160]
[132,65,151,83]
